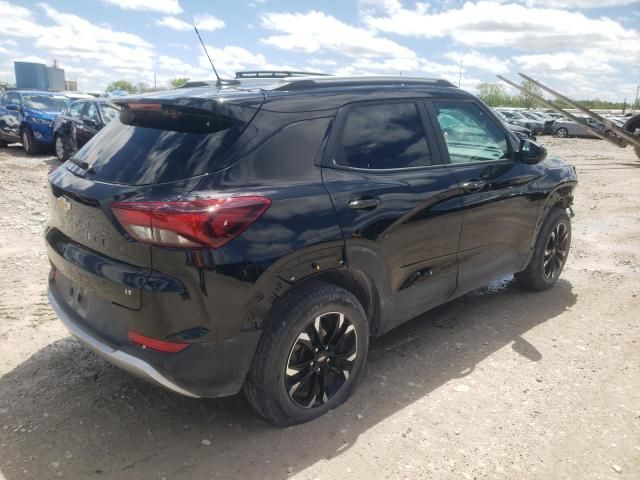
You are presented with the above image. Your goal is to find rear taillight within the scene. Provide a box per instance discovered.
[111,196,271,248]
[127,332,189,353]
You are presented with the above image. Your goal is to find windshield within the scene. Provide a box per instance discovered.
[100,104,120,124]
[23,95,67,112]
[501,111,524,119]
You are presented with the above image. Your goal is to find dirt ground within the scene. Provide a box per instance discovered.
[0,137,638,480]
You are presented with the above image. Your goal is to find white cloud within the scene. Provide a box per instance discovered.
[444,51,510,75]
[156,14,224,32]
[156,16,191,31]
[0,2,157,88]
[100,0,182,15]
[261,10,416,59]
[364,1,640,53]
[308,58,338,66]
[515,0,640,7]
[194,14,225,31]
[514,49,616,75]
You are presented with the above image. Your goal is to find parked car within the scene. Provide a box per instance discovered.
[520,111,555,135]
[553,116,616,138]
[46,76,577,426]
[52,99,119,161]
[497,119,536,141]
[494,109,544,134]
[0,90,67,154]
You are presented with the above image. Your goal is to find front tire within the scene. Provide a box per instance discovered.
[55,135,69,161]
[244,282,369,427]
[21,129,39,155]
[515,208,571,291]
[556,127,569,138]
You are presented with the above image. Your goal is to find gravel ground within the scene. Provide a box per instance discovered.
[0,138,638,480]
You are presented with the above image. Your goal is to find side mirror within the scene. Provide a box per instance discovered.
[518,139,547,164]
[6,103,20,111]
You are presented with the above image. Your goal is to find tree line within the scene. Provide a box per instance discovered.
[477,80,636,112]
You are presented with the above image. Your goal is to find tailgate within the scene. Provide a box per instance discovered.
[47,167,153,311]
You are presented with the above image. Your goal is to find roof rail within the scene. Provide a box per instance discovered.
[272,76,456,91]
[235,70,331,79]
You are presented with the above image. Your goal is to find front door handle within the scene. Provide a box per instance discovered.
[462,180,486,193]
[348,196,381,210]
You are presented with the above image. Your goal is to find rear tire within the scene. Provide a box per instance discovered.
[244,282,369,427]
[556,127,568,138]
[21,129,39,155]
[515,208,571,291]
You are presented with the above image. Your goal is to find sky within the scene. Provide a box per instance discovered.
[0,0,639,101]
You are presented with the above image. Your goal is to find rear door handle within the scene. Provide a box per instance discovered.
[461,180,486,193]
[348,196,381,210]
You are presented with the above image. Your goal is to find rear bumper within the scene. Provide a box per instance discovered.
[48,283,263,398]
[49,288,200,397]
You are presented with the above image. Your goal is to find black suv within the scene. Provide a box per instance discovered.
[46,76,577,426]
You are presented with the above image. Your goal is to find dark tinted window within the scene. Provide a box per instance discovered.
[336,103,431,169]
[72,104,244,186]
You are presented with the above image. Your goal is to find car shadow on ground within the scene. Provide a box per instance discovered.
[1,144,58,167]
[0,278,576,480]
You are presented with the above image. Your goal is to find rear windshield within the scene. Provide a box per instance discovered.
[72,103,249,185]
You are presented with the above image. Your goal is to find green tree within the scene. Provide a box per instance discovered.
[169,77,190,88]
[519,80,544,109]
[106,80,136,93]
[477,82,507,107]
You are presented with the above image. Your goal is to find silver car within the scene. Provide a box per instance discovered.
[553,117,616,138]
[495,109,545,134]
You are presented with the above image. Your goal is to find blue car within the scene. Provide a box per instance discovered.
[0,90,67,154]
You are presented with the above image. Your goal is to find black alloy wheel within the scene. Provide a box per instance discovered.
[244,282,368,426]
[285,311,357,408]
[542,222,569,281]
[515,207,571,291]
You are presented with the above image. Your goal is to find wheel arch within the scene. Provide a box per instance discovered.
[530,181,576,251]
[623,114,640,134]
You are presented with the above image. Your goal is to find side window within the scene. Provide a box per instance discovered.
[100,104,119,124]
[335,102,432,170]
[6,92,20,106]
[69,102,84,120]
[83,103,99,123]
[0,94,7,106]
[433,102,510,164]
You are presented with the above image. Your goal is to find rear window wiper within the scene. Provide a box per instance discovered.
[68,157,96,175]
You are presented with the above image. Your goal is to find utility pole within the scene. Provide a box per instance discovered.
[458,60,463,88]
[634,84,639,112]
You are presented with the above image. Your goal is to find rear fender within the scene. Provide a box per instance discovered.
[240,242,345,331]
